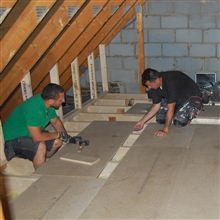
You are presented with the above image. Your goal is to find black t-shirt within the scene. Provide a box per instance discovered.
[150,71,201,104]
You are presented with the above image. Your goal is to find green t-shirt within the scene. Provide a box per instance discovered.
[3,94,57,141]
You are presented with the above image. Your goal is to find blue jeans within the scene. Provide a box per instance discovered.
[4,137,54,161]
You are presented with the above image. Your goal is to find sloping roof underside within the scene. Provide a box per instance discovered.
[0,0,144,121]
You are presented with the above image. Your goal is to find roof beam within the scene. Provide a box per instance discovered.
[0,0,56,71]
[0,0,70,106]
[62,1,140,91]
[0,0,17,8]
[31,1,108,92]
[57,1,124,81]
[0,0,29,38]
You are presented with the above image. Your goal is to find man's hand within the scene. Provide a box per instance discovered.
[154,128,168,137]
[59,132,71,143]
[133,121,144,131]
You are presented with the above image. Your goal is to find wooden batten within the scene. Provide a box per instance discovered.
[87,52,98,99]
[49,64,63,120]
[71,58,82,109]
[99,44,109,92]
[21,72,33,101]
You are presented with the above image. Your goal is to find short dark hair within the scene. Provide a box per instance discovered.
[142,68,162,86]
[41,83,64,100]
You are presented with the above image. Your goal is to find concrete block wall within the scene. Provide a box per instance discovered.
[95,0,220,93]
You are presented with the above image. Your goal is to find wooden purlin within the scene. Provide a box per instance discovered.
[63,0,141,91]
[0,0,56,72]
[32,0,109,93]
[0,0,69,106]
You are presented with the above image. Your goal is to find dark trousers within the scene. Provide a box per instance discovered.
[156,96,202,127]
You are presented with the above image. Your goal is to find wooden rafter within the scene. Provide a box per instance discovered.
[63,0,143,91]
[60,0,136,87]
[0,0,56,72]
[0,0,73,106]
[34,0,126,94]
[0,0,145,122]
[31,1,108,93]
[0,0,17,8]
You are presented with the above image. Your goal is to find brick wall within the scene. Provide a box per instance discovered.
[96,0,220,93]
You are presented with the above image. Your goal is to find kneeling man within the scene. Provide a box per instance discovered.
[134,68,202,137]
[3,83,71,169]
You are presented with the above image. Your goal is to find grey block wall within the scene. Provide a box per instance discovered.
[96,0,220,93]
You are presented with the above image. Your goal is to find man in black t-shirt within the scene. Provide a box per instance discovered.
[134,68,202,137]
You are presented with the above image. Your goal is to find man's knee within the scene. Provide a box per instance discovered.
[52,139,62,150]
[173,119,188,127]
[156,118,166,124]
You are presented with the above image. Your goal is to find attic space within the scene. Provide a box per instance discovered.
[0,0,219,219]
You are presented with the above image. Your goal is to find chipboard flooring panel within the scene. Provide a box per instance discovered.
[35,121,135,177]
[199,105,220,118]
[79,124,220,219]
[11,176,105,220]
[134,123,196,149]
[125,103,151,114]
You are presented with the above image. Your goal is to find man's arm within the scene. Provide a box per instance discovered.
[50,117,66,133]
[163,102,175,133]
[28,126,59,142]
[154,102,175,136]
[134,103,161,131]
[27,117,66,142]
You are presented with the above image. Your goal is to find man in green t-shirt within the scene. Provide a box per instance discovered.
[3,83,71,169]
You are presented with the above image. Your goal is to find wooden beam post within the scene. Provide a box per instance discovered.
[136,4,145,93]
[21,72,33,101]
[49,64,63,120]
[0,120,6,163]
[87,52,97,99]
[0,200,4,220]
[71,58,82,109]
[99,44,109,92]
